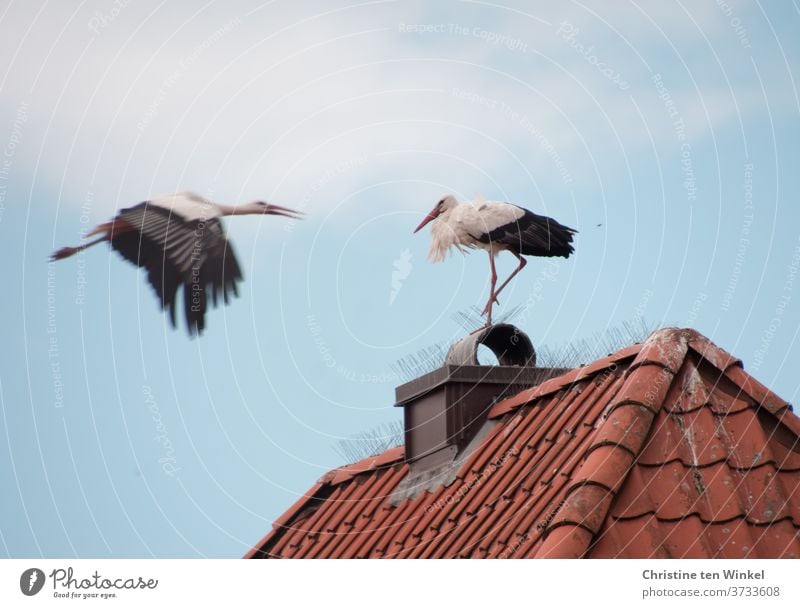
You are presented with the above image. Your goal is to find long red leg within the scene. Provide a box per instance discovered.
[481,252,499,325]
[50,220,137,261]
[50,223,112,261]
[492,250,527,301]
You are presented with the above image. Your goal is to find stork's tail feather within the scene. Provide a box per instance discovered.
[550,226,577,258]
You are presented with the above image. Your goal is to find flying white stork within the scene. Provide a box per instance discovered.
[414,194,576,326]
[51,191,302,335]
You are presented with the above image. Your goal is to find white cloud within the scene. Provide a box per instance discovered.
[0,0,790,224]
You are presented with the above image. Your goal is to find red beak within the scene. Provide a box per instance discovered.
[265,204,304,219]
[413,209,438,233]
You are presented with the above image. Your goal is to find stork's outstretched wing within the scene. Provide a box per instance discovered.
[110,202,243,335]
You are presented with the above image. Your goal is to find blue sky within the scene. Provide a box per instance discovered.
[1,0,799,557]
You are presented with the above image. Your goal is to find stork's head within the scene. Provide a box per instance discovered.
[413,195,457,233]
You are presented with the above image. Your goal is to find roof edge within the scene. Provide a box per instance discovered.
[243,480,328,559]
[323,445,405,486]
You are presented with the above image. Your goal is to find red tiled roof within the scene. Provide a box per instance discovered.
[246,328,800,558]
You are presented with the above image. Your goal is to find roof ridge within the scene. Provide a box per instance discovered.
[536,327,693,557]
[537,327,799,558]
[687,334,742,371]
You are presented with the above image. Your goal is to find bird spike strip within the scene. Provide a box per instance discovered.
[389,343,450,384]
[390,317,654,384]
[333,419,406,464]
[535,318,655,369]
[450,304,525,333]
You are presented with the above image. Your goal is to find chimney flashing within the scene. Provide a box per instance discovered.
[389,419,499,505]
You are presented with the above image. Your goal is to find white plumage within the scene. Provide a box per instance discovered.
[148,191,223,222]
[427,194,526,262]
[415,193,577,326]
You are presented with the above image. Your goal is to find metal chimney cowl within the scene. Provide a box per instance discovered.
[394,325,544,471]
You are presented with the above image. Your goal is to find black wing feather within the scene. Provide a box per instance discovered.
[110,202,243,335]
[478,206,577,258]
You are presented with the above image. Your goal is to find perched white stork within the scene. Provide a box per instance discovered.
[51,192,302,335]
[414,194,576,326]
